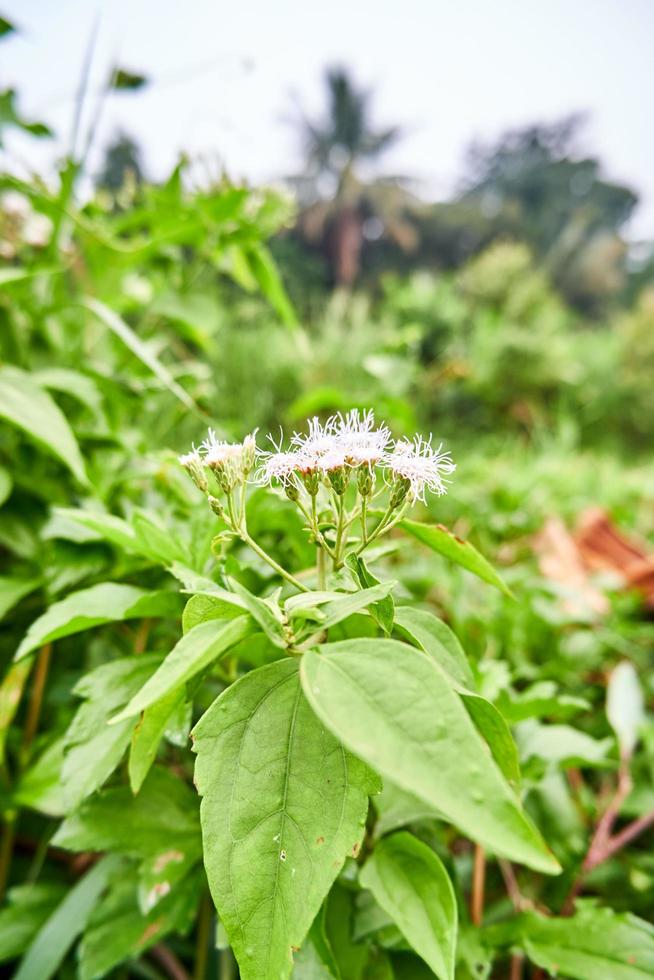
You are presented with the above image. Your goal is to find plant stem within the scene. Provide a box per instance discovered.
[360,496,368,545]
[333,495,346,569]
[317,546,327,590]
[22,643,52,761]
[194,892,212,980]
[150,943,190,980]
[219,948,236,980]
[0,811,16,902]
[471,844,486,926]
[241,533,309,593]
[561,754,654,913]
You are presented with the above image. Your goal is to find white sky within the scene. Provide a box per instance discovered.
[2,0,653,238]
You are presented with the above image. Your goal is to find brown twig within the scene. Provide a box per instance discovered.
[149,943,190,980]
[471,843,486,926]
[133,618,152,654]
[562,754,654,913]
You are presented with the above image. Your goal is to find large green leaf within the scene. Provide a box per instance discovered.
[360,832,457,980]
[110,616,255,722]
[0,365,88,485]
[15,583,182,660]
[192,657,379,980]
[399,520,513,597]
[301,640,559,873]
[519,905,654,980]
[14,855,120,980]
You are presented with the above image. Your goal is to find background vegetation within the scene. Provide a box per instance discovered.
[1,16,654,980]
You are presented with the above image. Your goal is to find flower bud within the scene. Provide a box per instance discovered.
[285,482,300,502]
[241,432,258,477]
[357,465,375,497]
[389,476,411,510]
[301,469,320,496]
[207,494,225,518]
[178,451,208,493]
[327,466,350,496]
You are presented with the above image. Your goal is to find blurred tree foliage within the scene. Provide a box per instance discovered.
[96,132,145,193]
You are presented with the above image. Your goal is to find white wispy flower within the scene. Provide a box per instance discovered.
[290,409,391,472]
[178,449,202,468]
[201,429,244,468]
[290,416,336,464]
[385,435,456,502]
[332,409,391,467]
[258,449,308,487]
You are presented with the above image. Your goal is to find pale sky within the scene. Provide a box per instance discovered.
[2,0,653,238]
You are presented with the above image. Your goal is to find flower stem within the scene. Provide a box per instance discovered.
[241,532,309,593]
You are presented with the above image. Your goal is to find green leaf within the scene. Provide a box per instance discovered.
[460,692,521,789]
[244,243,298,328]
[0,16,16,39]
[82,297,196,410]
[519,905,654,980]
[52,507,140,554]
[0,575,40,622]
[0,884,67,963]
[192,657,379,980]
[373,781,442,838]
[226,577,287,647]
[78,865,200,980]
[346,555,395,634]
[128,688,185,792]
[15,583,182,660]
[53,766,200,853]
[607,661,644,760]
[318,582,396,631]
[0,659,32,763]
[110,66,149,90]
[393,606,474,690]
[61,656,161,809]
[301,640,559,874]
[32,368,104,418]
[516,721,612,770]
[0,465,12,507]
[399,520,513,597]
[182,592,244,632]
[0,365,88,485]
[360,832,457,980]
[14,855,120,980]
[110,616,254,723]
[15,737,66,816]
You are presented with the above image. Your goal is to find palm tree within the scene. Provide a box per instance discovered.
[290,67,416,286]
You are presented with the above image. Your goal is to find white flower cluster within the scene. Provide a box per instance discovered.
[257,409,455,503]
[178,428,257,494]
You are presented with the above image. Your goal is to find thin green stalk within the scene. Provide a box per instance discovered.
[241,533,309,593]
[333,495,346,569]
[360,495,368,545]
[317,545,327,590]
